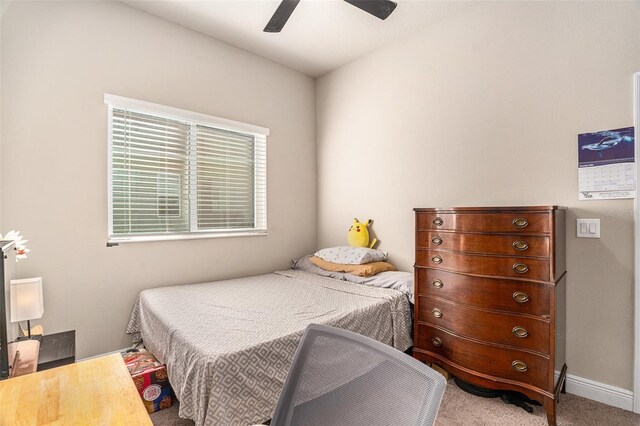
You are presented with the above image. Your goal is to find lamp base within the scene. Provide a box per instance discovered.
[16,321,43,341]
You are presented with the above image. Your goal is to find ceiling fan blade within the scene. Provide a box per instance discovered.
[264,0,301,33]
[344,0,397,20]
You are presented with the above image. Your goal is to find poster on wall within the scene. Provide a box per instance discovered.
[578,126,635,200]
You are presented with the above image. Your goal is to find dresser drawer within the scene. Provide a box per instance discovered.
[416,231,550,258]
[416,212,550,234]
[418,297,550,354]
[416,324,549,390]
[416,269,551,317]
[416,250,551,281]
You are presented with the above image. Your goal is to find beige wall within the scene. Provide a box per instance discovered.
[1,1,316,358]
[317,1,640,390]
[3,0,639,392]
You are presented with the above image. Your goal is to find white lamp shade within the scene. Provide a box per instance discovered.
[10,277,44,322]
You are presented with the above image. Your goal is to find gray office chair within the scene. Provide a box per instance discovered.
[271,324,446,426]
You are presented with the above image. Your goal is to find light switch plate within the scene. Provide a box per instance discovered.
[577,219,600,238]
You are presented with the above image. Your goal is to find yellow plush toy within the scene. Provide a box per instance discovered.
[347,218,378,249]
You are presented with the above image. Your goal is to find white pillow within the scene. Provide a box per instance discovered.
[314,246,388,265]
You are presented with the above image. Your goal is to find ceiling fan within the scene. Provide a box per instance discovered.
[264,0,398,33]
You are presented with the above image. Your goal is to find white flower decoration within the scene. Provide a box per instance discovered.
[1,230,30,261]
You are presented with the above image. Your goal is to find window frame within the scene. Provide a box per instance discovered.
[105,94,269,244]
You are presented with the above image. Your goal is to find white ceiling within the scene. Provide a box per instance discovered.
[122,0,475,77]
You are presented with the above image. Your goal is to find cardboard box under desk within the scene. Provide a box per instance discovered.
[122,349,173,414]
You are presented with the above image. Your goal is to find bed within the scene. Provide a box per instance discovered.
[126,259,413,426]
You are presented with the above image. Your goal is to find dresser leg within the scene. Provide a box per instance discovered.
[544,397,557,426]
[558,363,568,395]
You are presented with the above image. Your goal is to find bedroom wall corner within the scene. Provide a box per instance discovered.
[1,1,317,358]
[316,1,640,394]
[0,1,6,232]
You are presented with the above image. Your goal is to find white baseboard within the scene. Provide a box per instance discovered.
[555,370,634,411]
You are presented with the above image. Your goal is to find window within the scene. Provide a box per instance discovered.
[106,95,268,242]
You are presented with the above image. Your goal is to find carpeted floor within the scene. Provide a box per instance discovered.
[150,379,640,425]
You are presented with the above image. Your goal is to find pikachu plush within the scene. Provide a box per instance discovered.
[347,218,378,248]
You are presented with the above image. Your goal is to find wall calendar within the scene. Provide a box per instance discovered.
[578,126,635,200]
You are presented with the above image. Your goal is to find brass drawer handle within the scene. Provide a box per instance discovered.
[432,279,443,289]
[432,337,443,347]
[512,326,528,338]
[512,291,530,303]
[512,360,528,372]
[512,263,529,274]
[432,236,443,245]
[431,255,443,264]
[433,217,443,226]
[432,308,442,318]
[513,217,529,228]
[512,240,529,251]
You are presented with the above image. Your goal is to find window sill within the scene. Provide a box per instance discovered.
[107,230,267,245]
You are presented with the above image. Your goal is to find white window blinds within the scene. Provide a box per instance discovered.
[106,95,268,241]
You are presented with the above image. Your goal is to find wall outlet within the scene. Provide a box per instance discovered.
[576,219,600,238]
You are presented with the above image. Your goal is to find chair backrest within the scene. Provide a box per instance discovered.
[271,324,446,426]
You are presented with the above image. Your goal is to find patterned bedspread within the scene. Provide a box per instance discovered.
[126,269,412,426]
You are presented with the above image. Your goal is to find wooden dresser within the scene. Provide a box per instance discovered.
[413,206,566,426]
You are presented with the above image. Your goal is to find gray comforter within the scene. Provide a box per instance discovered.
[126,269,412,426]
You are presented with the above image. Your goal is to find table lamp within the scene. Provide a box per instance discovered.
[10,277,44,340]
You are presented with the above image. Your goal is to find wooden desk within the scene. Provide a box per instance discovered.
[0,353,152,425]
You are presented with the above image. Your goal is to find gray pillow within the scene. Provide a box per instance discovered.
[314,246,388,265]
[292,256,414,303]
